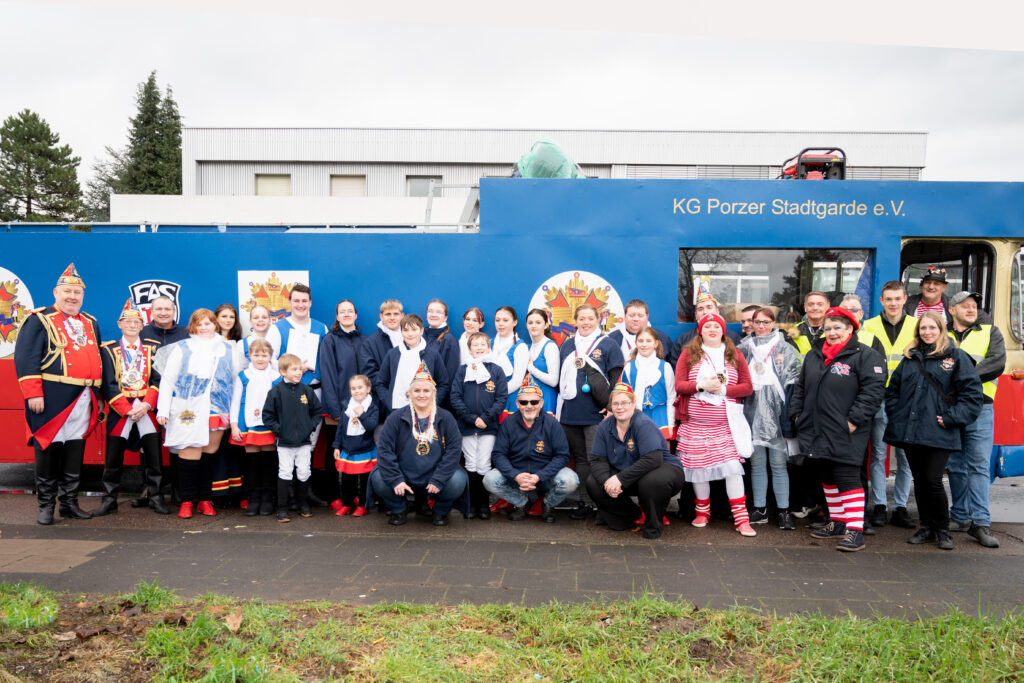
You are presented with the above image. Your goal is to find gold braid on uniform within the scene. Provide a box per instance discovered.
[34,311,68,370]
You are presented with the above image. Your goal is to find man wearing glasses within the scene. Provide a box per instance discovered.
[484,377,579,523]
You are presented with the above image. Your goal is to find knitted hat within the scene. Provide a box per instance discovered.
[824,307,860,331]
[697,313,727,334]
[56,263,85,289]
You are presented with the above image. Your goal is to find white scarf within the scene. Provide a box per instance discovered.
[557,330,604,407]
[344,394,373,436]
[695,344,727,406]
[620,330,637,358]
[392,338,426,409]
[242,365,276,428]
[459,332,474,365]
[748,331,785,400]
[378,320,403,348]
[492,333,516,375]
[464,357,491,384]
[631,352,661,411]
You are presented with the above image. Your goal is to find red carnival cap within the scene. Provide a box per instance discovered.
[517,374,544,400]
[824,307,860,331]
[697,313,727,334]
[56,262,85,289]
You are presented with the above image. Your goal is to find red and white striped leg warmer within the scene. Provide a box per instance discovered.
[840,488,865,531]
[729,497,749,528]
[695,498,710,517]
[823,484,844,525]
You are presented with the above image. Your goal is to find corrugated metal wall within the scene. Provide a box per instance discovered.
[183,128,928,195]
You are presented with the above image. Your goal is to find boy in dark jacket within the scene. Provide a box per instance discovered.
[450,332,508,518]
[263,353,322,522]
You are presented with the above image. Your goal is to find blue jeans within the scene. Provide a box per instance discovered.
[751,446,789,509]
[870,406,911,508]
[948,404,995,526]
[369,467,468,516]
[482,467,579,508]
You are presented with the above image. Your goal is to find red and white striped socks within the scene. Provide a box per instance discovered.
[822,484,865,531]
[692,498,711,527]
[729,497,749,526]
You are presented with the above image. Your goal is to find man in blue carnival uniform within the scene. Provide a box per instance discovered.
[14,264,103,525]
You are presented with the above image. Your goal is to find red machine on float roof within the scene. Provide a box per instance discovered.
[780,147,847,180]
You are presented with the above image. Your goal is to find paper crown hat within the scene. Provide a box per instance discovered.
[517,374,544,399]
[610,373,635,398]
[409,361,435,387]
[56,262,85,288]
[118,298,144,322]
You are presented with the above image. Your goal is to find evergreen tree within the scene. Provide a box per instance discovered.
[0,109,82,221]
[120,71,182,194]
[82,148,126,222]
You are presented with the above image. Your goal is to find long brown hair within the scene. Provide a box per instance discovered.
[684,328,738,367]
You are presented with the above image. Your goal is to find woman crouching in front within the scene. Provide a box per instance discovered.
[790,307,885,552]
[883,311,983,550]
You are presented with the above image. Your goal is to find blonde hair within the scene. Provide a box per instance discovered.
[379,299,403,314]
[349,374,371,390]
[905,311,952,358]
[248,338,272,356]
[278,353,302,373]
[628,327,664,361]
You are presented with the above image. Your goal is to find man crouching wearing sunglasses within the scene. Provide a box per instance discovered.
[484,376,579,523]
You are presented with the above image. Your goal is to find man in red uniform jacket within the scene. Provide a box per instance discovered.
[14,263,103,525]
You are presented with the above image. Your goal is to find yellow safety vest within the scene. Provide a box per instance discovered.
[856,328,875,346]
[951,324,997,400]
[794,335,812,356]
[862,315,918,387]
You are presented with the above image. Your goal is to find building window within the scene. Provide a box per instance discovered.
[330,175,366,197]
[678,248,873,323]
[407,175,442,198]
[255,174,291,196]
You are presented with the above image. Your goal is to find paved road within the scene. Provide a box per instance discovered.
[1,494,1021,618]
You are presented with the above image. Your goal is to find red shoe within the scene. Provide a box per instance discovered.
[635,513,672,526]
[329,499,344,511]
[634,512,646,525]
[352,506,367,517]
[735,521,757,537]
[178,501,193,519]
[198,501,217,516]
[691,512,710,528]
[335,506,353,516]
[239,499,249,510]
[527,499,544,517]
[490,499,512,513]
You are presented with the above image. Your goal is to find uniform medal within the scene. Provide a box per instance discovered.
[123,368,142,386]
[411,408,435,456]
[752,360,766,375]
[574,357,585,370]
[63,316,87,347]
[120,339,145,388]
[415,439,431,456]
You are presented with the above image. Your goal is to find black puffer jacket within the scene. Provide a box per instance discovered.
[790,337,885,466]
[883,344,984,451]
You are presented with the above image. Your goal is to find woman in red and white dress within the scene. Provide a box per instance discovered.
[675,313,754,535]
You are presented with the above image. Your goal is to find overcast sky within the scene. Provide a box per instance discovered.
[3,1,1024,184]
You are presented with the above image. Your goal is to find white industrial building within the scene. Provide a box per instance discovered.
[110,127,928,226]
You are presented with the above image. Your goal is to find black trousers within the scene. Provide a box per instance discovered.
[818,460,862,493]
[904,445,952,531]
[586,463,685,534]
[340,472,369,507]
[563,424,598,504]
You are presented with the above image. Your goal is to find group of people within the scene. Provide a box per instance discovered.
[15,263,1005,552]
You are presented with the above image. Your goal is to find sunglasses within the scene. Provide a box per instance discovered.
[517,400,541,406]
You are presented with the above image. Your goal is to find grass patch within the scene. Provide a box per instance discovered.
[0,582,1022,681]
[120,580,179,612]
[0,583,58,631]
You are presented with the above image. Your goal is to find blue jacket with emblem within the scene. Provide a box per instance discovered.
[590,411,680,488]
[883,344,984,452]
[491,411,570,483]
[375,406,463,489]
[449,361,508,436]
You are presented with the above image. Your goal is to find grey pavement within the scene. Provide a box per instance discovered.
[1,492,1022,619]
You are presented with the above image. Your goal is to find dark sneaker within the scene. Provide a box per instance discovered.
[777,511,795,530]
[749,508,768,525]
[949,518,972,533]
[432,513,449,527]
[968,524,1000,548]
[387,511,408,526]
[507,506,527,522]
[907,527,936,545]
[891,506,916,529]
[568,501,596,520]
[808,518,832,530]
[277,509,291,523]
[862,519,876,536]
[836,529,865,552]
[541,504,557,524]
[810,521,847,538]
[869,504,888,528]
[936,529,954,550]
